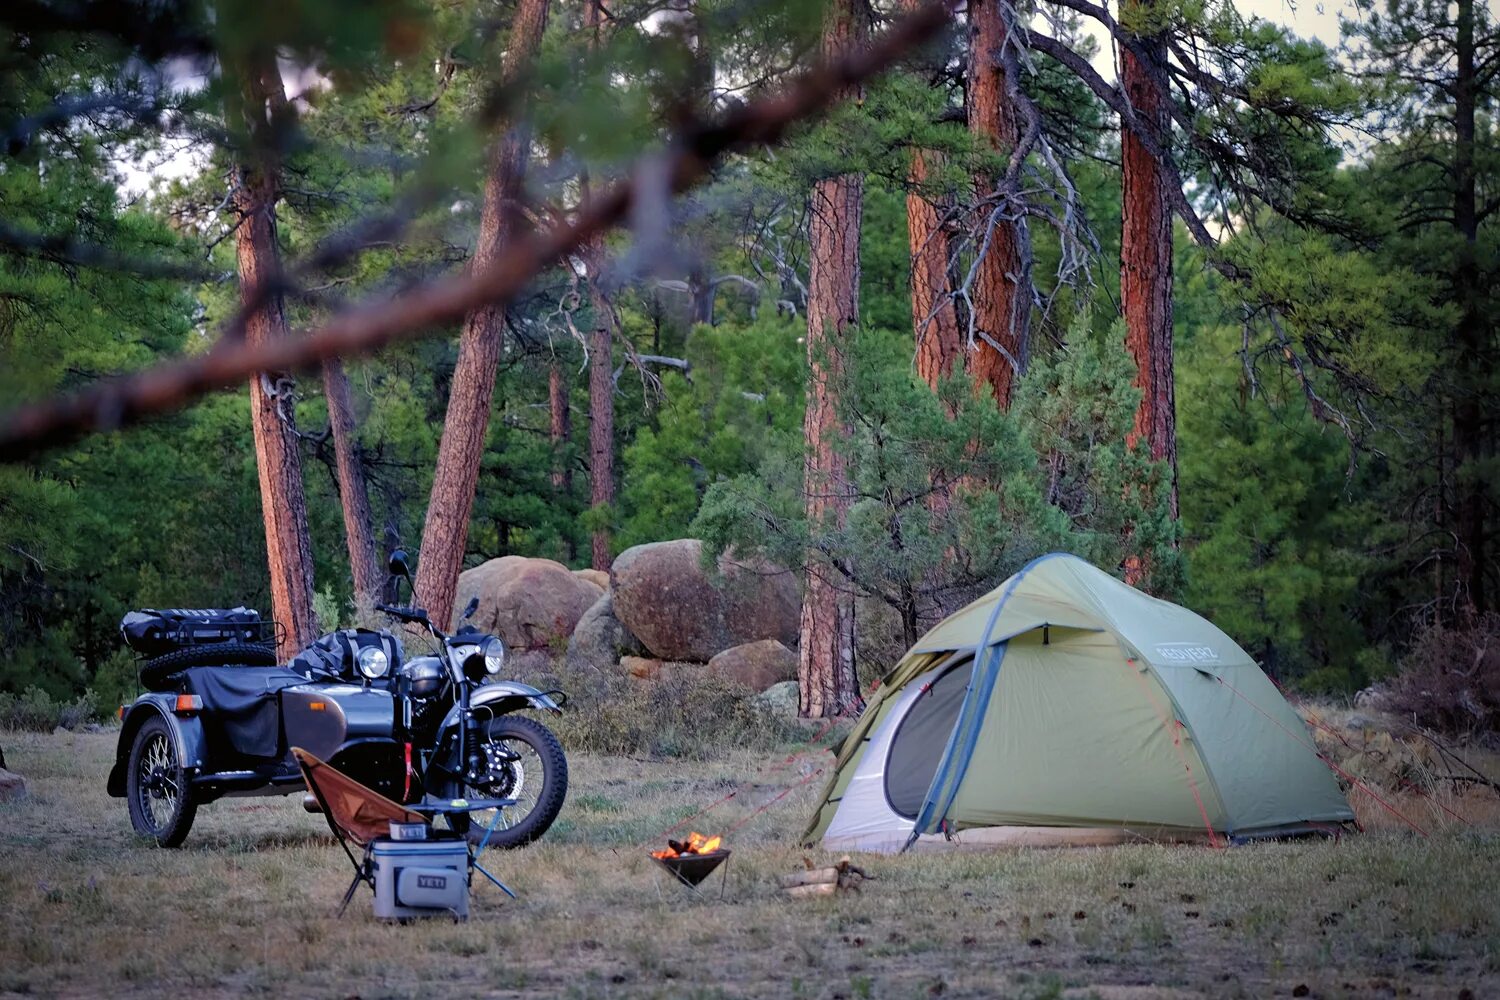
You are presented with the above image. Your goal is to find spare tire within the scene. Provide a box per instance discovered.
[138,642,277,691]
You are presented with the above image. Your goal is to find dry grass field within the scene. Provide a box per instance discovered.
[2,723,1498,999]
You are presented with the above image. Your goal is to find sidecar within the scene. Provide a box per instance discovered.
[107,609,404,847]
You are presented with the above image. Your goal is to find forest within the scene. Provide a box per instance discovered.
[0,0,1496,725]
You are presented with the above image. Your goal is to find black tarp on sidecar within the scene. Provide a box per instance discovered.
[181,666,308,761]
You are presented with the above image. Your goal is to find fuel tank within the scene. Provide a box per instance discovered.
[281,684,395,760]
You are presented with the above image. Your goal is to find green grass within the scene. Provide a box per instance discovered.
[1,728,1498,998]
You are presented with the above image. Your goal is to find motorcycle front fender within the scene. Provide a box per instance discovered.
[106,697,208,797]
[437,681,564,736]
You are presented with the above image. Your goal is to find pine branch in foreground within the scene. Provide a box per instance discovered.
[0,0,958,463]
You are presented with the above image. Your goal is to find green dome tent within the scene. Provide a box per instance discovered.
[802,553,1354,852]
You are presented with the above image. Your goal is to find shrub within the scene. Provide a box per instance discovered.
[535,658,809,759]
[1383,613,1500,738]
[0,686,98,732]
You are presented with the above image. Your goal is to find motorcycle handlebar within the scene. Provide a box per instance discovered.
[375,603,429,623]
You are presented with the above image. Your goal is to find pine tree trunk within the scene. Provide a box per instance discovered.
[967,0,1029,409]
[1451,0,1486,616]
[548,360,572,493]
[799,0,865,720]
[584,245,615,571]
[583,0,615,572]
[907,150,961,389]
[323,358,382,613]
[230,51,319,657]
[1120,11,1178,524]
[414,0,550,626]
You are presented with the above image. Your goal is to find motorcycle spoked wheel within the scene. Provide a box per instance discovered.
[125,715,198,847]
[456,715,568,849]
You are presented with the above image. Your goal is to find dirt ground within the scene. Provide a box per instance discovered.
[1,727,1497,999]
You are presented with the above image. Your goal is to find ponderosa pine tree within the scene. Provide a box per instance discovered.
[799,0,866,719]
[582,0,616,572]
[1350,0,1499,619]
[227,47,320,655]
[967,0,1031,408]
[901,0,961,390]
[415,0,550,626]
[322,357,382,612]
[1118,0,1177,524]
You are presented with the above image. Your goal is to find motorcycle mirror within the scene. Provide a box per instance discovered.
[388,549,412,579]
[462,596,479,621]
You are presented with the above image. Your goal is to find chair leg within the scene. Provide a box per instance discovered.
[468,808,517,899]
[336,873,364,917]
[337,852,376,918]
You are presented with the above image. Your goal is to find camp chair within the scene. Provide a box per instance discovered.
[292,747,517,917]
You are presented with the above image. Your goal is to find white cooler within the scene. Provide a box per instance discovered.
[370,838,469,920]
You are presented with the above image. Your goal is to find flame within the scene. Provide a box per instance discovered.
[651,831,724,859]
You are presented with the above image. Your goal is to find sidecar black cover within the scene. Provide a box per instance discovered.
[182,666,308,760]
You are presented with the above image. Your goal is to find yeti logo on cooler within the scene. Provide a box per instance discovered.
[1155,643,1220,664]
[417,874,447,890]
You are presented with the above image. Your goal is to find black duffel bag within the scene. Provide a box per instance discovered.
[120,607,269,657]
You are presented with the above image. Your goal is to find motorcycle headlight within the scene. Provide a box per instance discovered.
[357,646,390,680]
[482,636,505,675]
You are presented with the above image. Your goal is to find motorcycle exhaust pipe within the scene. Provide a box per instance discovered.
[302,793,323,814]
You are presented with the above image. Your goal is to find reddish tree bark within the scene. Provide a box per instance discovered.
[907,150,961,389]
[415,0,550,626]
[323,357,382,611]
[1120,13,1178,525]
[229,50,319,657]
[967,0,1029,409]
[799,0,865,720]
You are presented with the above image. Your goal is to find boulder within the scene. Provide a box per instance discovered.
[566,593,647,672]
[752,681,800,718]
[621,655,665,680]
[706,640,797,692]
[611,539,799,662]
[0,768,27,802]
[456,556,605,651]
[574,568,610,590]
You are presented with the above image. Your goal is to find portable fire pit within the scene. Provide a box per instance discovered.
[650,832,731,898]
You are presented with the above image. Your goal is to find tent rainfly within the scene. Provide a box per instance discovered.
[802,553,1355,852]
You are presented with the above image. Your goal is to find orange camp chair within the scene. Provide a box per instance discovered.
[292,747,516,917]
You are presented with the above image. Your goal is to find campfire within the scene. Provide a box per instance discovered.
[649,831,731,892]
[651,831,723,860]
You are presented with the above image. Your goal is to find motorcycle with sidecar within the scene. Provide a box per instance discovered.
[107,551,569,848]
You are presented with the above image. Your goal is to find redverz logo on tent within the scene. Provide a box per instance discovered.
[1154,643,1221,664]
[417,874,447,890]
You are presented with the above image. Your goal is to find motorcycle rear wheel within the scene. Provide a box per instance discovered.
[463,715,568,849]
[126,715,197,847]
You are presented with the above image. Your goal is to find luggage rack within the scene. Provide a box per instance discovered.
[148,617,282,652]
[121,607,282,660]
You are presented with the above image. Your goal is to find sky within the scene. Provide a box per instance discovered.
[118,0,1370,198]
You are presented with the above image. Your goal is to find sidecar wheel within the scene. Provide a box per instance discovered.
[126,716,197,847]
[465,715,568,849]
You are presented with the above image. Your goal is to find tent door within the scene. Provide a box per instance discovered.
[907,640,1009,846]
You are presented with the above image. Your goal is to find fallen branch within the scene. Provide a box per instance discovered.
[0,0,958,461]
